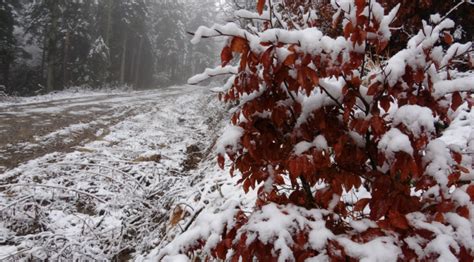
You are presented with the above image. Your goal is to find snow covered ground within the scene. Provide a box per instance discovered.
[0,85,232,260]
[0,85,472,261]
[0,87,197,171]
[0,86,132,107]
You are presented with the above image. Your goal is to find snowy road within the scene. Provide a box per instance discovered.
[0,85,227,260]
[0,87,194,171]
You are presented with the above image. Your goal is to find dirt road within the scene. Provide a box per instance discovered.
[0,87,192,171]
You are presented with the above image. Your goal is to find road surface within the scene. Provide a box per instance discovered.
[0,87,194,171]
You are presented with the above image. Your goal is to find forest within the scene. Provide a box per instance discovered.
[0,0,217,95]
[1,0,474,261]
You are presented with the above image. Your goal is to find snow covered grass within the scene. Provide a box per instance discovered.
[0,86,228,260]
[0,83,472,260]
[0,85,132,107]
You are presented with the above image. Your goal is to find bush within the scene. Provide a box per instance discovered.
[165,0,474,260]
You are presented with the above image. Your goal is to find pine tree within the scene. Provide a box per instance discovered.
[60,0,97,88]
[0,0,17,93]
[98,0,154,88]
[86,37,110,88]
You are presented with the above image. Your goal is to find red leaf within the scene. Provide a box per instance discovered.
[467,185,474,201]
[457,206,470,219]
[243,179,251,193]
[283,53,296,66]
[295,231,307,248]
[376,40,389,54]
[288,159,301,181]
[389,211,409,230]
[414,69,424,83]
[354,198,371,212]
[274,174,285,185]
[367,82,379,96]
[370,198,390,220]
[371,115,386,136]
[262,47,274,70]
[221,46,233,66]
[437,201,455,213]
[458,165,470,174]
[344,22,354,39]
[434,212,445,223]
[257,0,265,15]
[443,33,453,45]
[214,241,229,259]
[467,97,474,108]
[452,151,462,164]
[231,37,248,53]
[354,0,366,12]
[451,91,463,111]
[218,154,225,169]
[380,96,391,112]
[304,67,320,86]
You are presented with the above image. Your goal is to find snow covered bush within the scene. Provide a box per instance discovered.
[166,0,474,260]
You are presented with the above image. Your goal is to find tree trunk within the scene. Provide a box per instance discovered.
[46,1,59,92]
[105,0,113,47]
[2,62,10,94]
[63,30,70,87]
[120,34,128,84]
[129,46,137,84]
[41,33,47,82]
[134,37,144,88]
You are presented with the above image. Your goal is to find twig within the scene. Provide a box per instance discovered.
[183,207,205,232]
[1,183,106,203]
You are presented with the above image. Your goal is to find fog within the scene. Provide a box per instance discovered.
[0,0,228,96]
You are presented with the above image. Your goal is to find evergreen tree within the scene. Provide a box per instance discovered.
[0,0,17,93]
[3,0,219,94]
[86,37,110,88]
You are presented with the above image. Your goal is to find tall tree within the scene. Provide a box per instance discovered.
[0,0,17,93]
[44,0,59,92]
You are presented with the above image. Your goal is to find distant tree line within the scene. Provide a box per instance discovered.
[0,0,217,96]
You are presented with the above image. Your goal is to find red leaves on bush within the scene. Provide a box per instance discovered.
[230,37,248,53]
[221,46,233,66]
[186,0,474,260]
[451,91,463,111]
[257,0,265,15]
[467,185,474,201]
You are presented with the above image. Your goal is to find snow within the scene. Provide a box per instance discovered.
[191,23,251,45]
[405,211,474,261]
[444,212,473,249]
[0,246,18,260]
[296,78,344,127]
[0,85,228,260]
[162,254,190,262]
[238,204,332,260]
[433,77,474,98]
[349,219,377,233]
[2,1,473,260]
[378,128,413,158]
[216,125,244,155]
[337,237,401,262]
[425,234,460,262]
[440,42,472,68]
[0,86,130,107]
[187,65,238,85]
[379,3,400,40]
[393,105,435,137]
[423,139,454,188]
[234,9,271,21]
[293,135,328,155]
